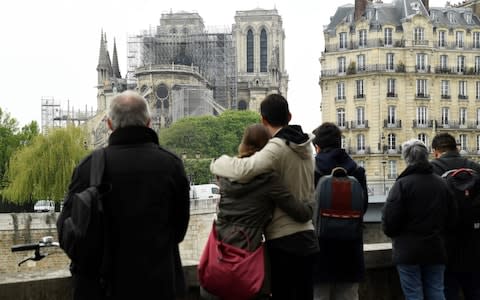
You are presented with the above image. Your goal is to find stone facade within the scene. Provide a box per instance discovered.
[320,0,480,195]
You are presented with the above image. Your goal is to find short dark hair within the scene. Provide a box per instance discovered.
[431,133,458,152]
[312,122,341,149]
[260,94,290,127]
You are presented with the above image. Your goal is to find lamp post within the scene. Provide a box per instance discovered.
[381,160,387,195]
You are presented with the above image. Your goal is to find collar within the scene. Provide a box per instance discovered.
[108,126,159,146]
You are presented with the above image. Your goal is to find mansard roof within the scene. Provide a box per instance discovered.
[324,0,480,36]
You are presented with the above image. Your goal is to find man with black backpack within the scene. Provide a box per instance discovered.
[58,91,190,300]
[311,122,368,300]
[431,133,480,300]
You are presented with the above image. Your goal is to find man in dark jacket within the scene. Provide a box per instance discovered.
[431,133,480,300]
[383,139,454,300]
[64,91,190,300]
[311,122,368,300]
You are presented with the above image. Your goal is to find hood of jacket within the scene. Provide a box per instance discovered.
[397,161,433,180]
[315,148,357,175]
[274,125,314,160]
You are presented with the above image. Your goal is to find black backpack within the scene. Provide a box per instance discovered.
[431,159,480,232]
[57,148,111,272]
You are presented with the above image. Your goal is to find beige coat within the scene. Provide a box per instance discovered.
[211,134,315,240]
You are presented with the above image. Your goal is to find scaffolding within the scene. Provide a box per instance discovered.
[127,19,238,111]
[40,97,96,133]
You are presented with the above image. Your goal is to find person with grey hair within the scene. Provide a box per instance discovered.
[63,90,190,300]
[382,139,455,300]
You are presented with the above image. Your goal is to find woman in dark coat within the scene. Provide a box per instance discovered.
[382,139,455,300]
[200,124,314,299]
[311,122,368,300]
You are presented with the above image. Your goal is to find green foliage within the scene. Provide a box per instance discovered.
[159,110,260,184]
[2,126,88,204]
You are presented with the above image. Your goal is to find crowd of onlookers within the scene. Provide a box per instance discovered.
[60,90,480,300]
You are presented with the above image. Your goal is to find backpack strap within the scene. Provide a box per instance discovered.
[90,148,106,186]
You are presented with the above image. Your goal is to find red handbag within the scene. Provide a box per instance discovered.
[198,222,265,300]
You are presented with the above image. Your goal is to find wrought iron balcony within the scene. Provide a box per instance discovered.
[384,120,402,128]
[350,120,369,129]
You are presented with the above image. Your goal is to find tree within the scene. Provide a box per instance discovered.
[0,108,20,189]
[2,126,88,204]
[159,110,261,184]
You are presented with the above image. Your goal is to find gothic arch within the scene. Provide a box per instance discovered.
[246,28,254,73]
[260,28,268,72]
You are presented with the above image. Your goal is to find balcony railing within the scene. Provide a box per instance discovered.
[415,65,431,73]
[415,93,430,100]
[324,39,405,52]
[437,121,480,130]
[347,146,371,155]
[386,92,397,98]
[441,94,451,100]
[413,40,429,46]
[458,94,469,100]
[350,120,369,129]
[412,120,435,128]
[384,120,402,128]
[321,65,480,78]
[354,94,366,100]
[335,96,346,101]
[434,66,480,75]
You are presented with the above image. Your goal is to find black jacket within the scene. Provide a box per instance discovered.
[313,148,368,282]
[382,162,454,265]
[431,151,480,272]
[66,126,190,300]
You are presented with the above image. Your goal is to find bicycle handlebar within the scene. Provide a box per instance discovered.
[11,236,60,266]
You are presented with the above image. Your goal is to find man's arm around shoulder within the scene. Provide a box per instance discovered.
[210,139,281,182]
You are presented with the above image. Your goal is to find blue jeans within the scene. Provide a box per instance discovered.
[444,270,480,300]
[397,264,446,300]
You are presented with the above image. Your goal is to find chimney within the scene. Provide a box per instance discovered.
[422,0,429,11]
[355,0,368,21]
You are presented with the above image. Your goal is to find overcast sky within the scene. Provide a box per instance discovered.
[0,0,449,133]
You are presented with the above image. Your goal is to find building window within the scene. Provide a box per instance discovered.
[477,135,480,152]
[449,12,457,24]
[441,80,450,99]
[356,80,364,98]
[459,81,468,99]
[338,56,346,73]
[418,133,428,146]
[384,28,393,46]
[440,55,448,72]
[337,108,346,127]
[438,30,446,47]
[473,32,480,49]
[414,27,425,44]
[357,54,365,71]
[459,134,467,152]
[416,53,428,72]
[460,107,468,126]
[386,53,394,71]
[339,32,347,49]
[417,106,428,126]
[247,29,254,73]
[389,160,397,179]
[477,108,480,126]
[358,29,367,47]
[387,133,396,151]
[476,81,480,100]
[387,78,396,97]
[442,107,450,125]
[475,56,480,73]
[341,135,346,149]
[260,29,267,72]
[357,134,365,151]
[387,106,396,125]
[356,106,365,126]
[336,82,345,100]
[456,31,464,48]
[416,79,428,98]
[457,55,465,73]
[465,13,472,24]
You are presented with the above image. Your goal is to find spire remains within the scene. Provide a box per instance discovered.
[112,38,122,78]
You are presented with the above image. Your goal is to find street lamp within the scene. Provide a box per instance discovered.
[381,160,387,195]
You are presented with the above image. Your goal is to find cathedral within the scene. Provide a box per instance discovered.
[89,8,288,147]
